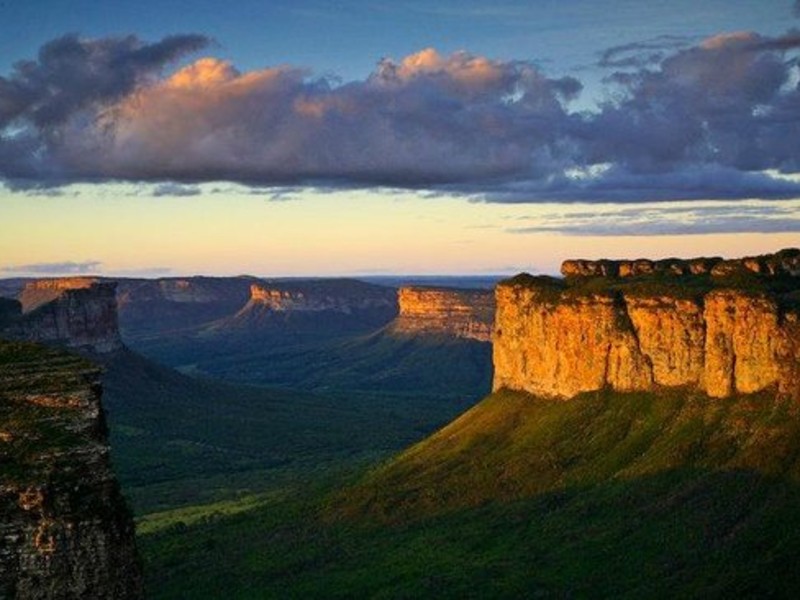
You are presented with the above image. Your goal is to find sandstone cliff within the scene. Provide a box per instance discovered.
[3,283,122,354]
[218,280,398,335]
[561,247,800,278]
[0,341,142,599]
[390,287,494,342]
[18,278,99,313]
[114,277,255,338]
[494,249,800,400]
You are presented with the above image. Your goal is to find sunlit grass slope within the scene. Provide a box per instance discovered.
[142,388,800,598]
[337,388,800,520]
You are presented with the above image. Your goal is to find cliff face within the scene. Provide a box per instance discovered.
[561,248,800,279]
[220,280,398,335]
[391,287,494,342]
[4,283,122,354]
[0,341,142,599]
[18,278,99,313]
[494,249,800,400]
[246,281,396,313]
[114,277,255,339]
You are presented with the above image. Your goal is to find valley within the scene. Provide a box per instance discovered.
[1,249,799,597]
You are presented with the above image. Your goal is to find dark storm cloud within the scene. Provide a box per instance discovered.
[2,260,102,274]
[0,33,210,128]
[151,182,202,197]
[597,35,692,68]
[2,31,800,206]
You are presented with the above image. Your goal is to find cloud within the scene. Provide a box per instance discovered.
[597,35,693,68]
[2,32,800,203]
[2,260,102,275]
[152,182,202,197]
[506,201,800,236]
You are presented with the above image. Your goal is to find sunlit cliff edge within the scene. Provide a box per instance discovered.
[3,282,123,354]
[390,286,494,342]
[493,248,800,400]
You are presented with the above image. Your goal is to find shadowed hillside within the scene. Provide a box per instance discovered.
[141,388,800,598]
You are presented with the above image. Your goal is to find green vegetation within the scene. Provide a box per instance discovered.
[101,349,478,514]
[504,269,800,309]
[129,328,492,402]
[0,340,98,484]
[139,388,800,598]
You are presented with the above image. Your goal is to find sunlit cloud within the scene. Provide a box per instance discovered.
[2,31,800,202]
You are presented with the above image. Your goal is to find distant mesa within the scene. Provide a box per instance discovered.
[212,279,398,336]
[390,286,494,342]
[2,282,123,354]
[247,281,395,313]
[495,249,800,401]
[18,277,99,312]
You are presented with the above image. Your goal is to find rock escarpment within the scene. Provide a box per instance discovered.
[494,249,800,400]
[561,248,800,279]
[114,277,255,338]
[246,280,397,314]
[18,279,99,313]
[220,280,398,335]
[390,287,494,342]
[3,283,122,354]
[0,341,142,599]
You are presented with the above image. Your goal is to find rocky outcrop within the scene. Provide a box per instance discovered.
[494,250,800,400]
[18,278,99,313]
[246,281,396,313]
[0,341,142,599]
[114,277,255,338]
[390,287,494,342]
[561,248,800,279]
[3,284,122,354]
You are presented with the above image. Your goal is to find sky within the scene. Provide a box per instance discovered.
[1,0,799,277]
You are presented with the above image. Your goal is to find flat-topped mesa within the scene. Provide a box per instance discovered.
[18,277,99,312]
[391,287,495,342]
[494,251,800,401]
[561,248,800,279]
[0,341,142,598]
[3,282,123,354]
[246,281,396,313]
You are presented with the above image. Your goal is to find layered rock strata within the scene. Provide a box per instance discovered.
[391,287,494,342]
[3,283,122,354]
[0,341,142,599]
[561,248,800,279]
[246,281,396,313]
[494,250,800,400]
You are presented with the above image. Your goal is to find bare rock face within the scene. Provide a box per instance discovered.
[246,280,397,314]
[561,248,800,279]
[390,287,495,342]
[18,278,99,313]
[495,250,800,400]
[0,341,142,599]
[4,283,122,354]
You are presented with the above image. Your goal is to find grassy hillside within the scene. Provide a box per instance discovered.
[140,388,800,597]
[100,349,477,514]
[336,388,800,519]
[128,328,492,401]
